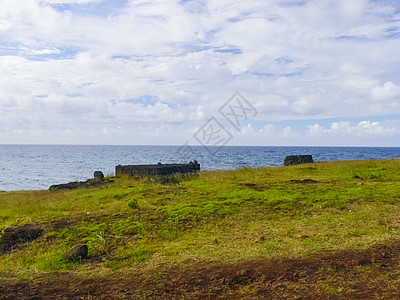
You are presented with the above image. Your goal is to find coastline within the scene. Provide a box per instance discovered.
[1,145,400,192]
[1,158,400,298]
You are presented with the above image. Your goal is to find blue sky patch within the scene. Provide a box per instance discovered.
[111,55,132,60]
[332,35,368,41]
[48,0,130,17]
[279,1,308,7]
[178,0,207,14]
[275,56,294,65]
[122,95,160,106]
[67,93,82,98]
[214,48,242,54]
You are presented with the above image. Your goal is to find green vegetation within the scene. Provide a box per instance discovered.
[0,159,400,298]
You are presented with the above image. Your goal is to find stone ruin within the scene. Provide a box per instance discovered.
[283,155,314,166]
[49,162,201,190]
[116,161,200,177]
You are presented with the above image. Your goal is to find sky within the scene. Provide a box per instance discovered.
[0,0,399,146]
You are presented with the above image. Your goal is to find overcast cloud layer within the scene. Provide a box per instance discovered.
[0,0,399,146]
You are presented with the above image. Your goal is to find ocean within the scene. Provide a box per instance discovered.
[0,145,399,191]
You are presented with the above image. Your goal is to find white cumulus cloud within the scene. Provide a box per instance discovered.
[0,0,399,145]
[307,121,397,137]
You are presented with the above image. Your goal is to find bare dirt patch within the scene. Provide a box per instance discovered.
[242,183,265,191]
[1,240,400,299]
[0,224,43,254]
[289,179,320,184]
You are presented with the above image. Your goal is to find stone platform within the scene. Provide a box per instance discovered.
[115,161,200,177]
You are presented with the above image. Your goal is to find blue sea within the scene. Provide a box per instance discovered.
[0,145,399,191]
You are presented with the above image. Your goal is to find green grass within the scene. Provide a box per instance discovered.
[0,159,400,282]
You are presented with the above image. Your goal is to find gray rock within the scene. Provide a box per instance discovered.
[49,177,111,191]
[0,224,43,254]
[49,181,80,190]
[94,171,104,180]
[63,244,88,261]
[284,155,314,166]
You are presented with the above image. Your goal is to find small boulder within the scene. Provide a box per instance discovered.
[94,171,104,180]
[63,244,88,261]
[284,155,314,166]
[0,224,43,254]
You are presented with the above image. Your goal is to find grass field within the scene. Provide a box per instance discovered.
[0,159,400,299]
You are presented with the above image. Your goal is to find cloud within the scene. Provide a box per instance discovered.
[307,121,397,137]
[281,126,298,137]
[0,0,400,145]
[371,81,400,100]
[44,0,102,3]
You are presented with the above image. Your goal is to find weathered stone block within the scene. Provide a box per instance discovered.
[94,171,104,180]
[115,161,200,177]
[283,155,314,166]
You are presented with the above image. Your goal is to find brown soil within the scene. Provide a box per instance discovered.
[2,240,400,299]
[243,183,265,191]
[243,180,320,191]
[0,224,43,254]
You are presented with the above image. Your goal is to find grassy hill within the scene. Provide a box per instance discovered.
[1,159,400,299]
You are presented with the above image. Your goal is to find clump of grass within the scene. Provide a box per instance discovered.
[128,199,139,210]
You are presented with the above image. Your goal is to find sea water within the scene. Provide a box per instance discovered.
[0,145,399,191]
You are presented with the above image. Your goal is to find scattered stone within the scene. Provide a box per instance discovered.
[0,224,43,254]
[94,171,104,180]
[255,236,266,243]
[63,244,88,261]
[283,155,314,166]
[49,181,80,190]
[239,269,251,276]
[49,177,111,191]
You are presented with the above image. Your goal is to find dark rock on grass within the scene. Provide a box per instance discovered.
[0,224,43,254]
[284,155,314,166]
[290,179,319,184]
[94,171,104,180]
[63,244,88,261]
[49,181,80,190]
[49,178,111,191]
